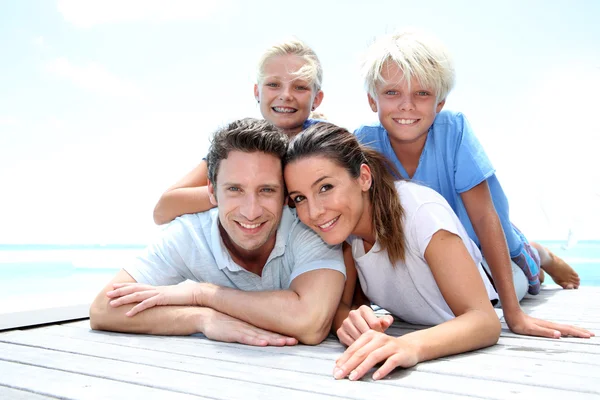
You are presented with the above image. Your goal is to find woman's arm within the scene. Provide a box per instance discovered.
[153,161,215,225]
[334,229,500,381]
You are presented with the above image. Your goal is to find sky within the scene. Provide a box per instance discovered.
[0,0,599,244]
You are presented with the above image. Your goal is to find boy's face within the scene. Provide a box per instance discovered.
[368,61,445,148]
[208,150,285,259]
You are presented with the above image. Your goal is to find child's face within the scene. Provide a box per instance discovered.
[368,62,445,147]
[254,54,323,136]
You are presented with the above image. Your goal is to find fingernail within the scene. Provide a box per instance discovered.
[554,331,561,338]
[333,367,344,379]
[372,372,380,380]
[349,370,358,381]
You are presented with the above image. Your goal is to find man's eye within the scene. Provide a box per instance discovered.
[227,187,240,192]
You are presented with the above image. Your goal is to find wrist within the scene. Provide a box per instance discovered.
[194,307,214,333]
[193,283,218,307]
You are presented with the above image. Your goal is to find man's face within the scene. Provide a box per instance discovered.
[208,150,285,258]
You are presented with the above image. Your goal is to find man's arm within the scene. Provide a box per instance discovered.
[198,268,345,345]
[90,269,297,345]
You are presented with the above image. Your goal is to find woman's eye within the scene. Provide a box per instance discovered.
[292,195,305,203]
[319,184,333,193]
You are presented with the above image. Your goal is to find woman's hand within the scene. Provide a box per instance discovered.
[337,305,394,346]
[333,330,419,381]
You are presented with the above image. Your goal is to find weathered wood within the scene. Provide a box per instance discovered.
[0,287,598,399]
[0,385,56,399]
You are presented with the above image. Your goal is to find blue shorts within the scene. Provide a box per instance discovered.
[510,225,541,295]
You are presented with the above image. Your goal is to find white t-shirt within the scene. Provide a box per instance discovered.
[349,181,498,325]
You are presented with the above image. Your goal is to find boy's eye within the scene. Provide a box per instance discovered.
[385,90,398,95]
[296,85,309,91]
[265,82,279,87]
[319,184,333,193]
[416,91,430,96]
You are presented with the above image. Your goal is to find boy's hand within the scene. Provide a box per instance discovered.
[505,309,594,338]
[337,305,394,346]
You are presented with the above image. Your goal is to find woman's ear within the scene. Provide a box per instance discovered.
[358,164,373,192]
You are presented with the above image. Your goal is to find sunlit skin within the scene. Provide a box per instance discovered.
[208,151,285,272]
[284,156,374,247]
[368,61,445,172]
[254,54,323,136]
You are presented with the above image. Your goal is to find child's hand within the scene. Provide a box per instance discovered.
[336,305,394,346]
[505,309,594,339]
[333,331,419,381]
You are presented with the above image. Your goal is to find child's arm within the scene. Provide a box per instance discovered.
[333,229,501,381]
[461,180,593,338]
[153,161,215,225]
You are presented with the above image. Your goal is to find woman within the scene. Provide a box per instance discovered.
[153,38,325,224]
[283,122,503,381]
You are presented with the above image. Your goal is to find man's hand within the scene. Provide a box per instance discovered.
[337,305,394,346]
[333,330,419,381]
[202,309,298,347]
[504,309,594,338]
[107,282,199,317]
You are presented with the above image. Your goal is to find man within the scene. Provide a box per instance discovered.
[90,118,346,345]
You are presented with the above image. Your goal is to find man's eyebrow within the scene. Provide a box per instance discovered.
[288,176,330,197]
[220,182,283,188]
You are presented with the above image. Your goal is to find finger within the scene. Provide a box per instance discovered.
[336,331,372,367]
[537,320,594,338]
[106,285,148,298]
[336,328,356,347]
[358,307,383,331]
[349,310,372,334]
[125,298,158,317]
[109,291,155,307]
[348,345,393,381]
[335,332,381,378]
[111,282,143,289]
[380,315,394,331]
[373,352,404,380]
[340,318,363,342]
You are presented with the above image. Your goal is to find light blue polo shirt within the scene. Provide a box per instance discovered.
[355,110,525,258]
[126,207,345,291]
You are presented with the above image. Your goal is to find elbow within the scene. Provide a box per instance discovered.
[480,311,502,347]
[294,313,334,345]
[153,202,169,225]
[89,300,108,331]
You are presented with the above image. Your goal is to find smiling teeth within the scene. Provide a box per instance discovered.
[240,222,262,229]
[396,119,417,125]
[273,107,296,113]
[319,217,338,229]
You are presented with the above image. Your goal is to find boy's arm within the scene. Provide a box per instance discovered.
[89,269,296,346]
[153,161,215,225]
[461,180,590,338]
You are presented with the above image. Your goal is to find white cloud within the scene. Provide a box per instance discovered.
[32,36,50,50]
[57,0,228,28]
[44,57,141,97]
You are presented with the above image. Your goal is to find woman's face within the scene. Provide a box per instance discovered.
[254,54,323,136]
[284,155,372,245]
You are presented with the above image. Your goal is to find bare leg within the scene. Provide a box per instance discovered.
[530,242,580,289]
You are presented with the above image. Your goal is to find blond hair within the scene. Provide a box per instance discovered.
[362,29,455,102]
[256,37,323,92]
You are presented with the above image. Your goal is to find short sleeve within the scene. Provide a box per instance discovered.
[287,222,346,283]
[453,113,495,193]
[125,219,197,286]
[410,202,465,258]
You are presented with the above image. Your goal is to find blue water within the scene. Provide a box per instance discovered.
[0,241,598,293]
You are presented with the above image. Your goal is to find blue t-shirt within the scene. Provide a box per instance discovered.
[303,118,324,129]
[355,110,524,258]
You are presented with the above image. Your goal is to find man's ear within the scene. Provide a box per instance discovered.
[367,94,378,113]
[207,180,218,206]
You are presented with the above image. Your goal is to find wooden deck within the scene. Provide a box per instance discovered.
[1,286,599,399]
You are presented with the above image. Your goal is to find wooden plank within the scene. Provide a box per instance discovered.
[0,303,89,331]
[2,328,597,398]
[0,341,468,400]
[0,360,206,400]
[0,385,56,399]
